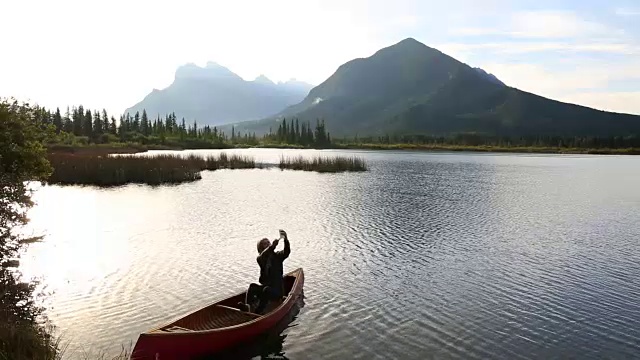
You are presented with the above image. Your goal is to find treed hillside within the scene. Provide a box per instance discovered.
[229,38,640,137]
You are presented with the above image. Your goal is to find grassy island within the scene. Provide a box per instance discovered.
[47,153,256,186]
[279,155,367,172]
[47,152,368,186]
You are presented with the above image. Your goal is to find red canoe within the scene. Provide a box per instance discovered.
[131,268,304,360]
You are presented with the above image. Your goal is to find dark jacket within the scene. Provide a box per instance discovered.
[256,239,290,295]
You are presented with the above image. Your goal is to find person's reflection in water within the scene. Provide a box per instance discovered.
[201,292,305,360]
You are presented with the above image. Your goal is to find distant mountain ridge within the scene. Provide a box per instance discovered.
[230,38,640,137]
[125,62,313,126]
[473,68,504,86]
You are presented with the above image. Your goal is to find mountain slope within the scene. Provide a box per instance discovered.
[125,62,313,126]
[231,38,640,137]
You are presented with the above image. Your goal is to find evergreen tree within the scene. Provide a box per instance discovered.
[306,120,314,144]
[117,116,125,139]
[171,112,177,133]
[301,121,306,144]
[285,122,289,142]
[73,106,83,136]
[53,107,62,133]
[121,113,133,133]
[277,122,283,141]
[109,116,117,135]
[63,107,73,133]
[102,109,109,133]
[289,119,295,143]
[33,107,51,127]
[84,109,93,137]
[180,118,186,138]
[93,110,102,135]
[164,115,171,134]
[133,111,140,133]
[314,119,328,146]
[141,109,149,135]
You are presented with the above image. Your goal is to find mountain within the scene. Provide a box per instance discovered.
[473,68,504,86]
[125,62,313,126]
[230,38,640,137]
[254,74,276,86]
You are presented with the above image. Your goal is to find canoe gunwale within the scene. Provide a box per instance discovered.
[140,267,303,337]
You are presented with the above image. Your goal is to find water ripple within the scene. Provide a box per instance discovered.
[20,149,640,359]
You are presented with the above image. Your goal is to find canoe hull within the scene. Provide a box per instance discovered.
[131,268,304,360]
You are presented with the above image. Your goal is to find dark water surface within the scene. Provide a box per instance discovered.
[23,149,640,359]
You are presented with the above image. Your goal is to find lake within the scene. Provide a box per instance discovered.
[22,149,640,359]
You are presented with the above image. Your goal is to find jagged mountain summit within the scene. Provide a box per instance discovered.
[125,63,313,126]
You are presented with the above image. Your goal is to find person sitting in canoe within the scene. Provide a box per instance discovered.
[238,229,291,314]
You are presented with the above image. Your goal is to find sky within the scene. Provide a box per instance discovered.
[1,0,639,116]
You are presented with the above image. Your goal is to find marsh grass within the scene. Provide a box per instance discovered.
[279,155,367,172]
[46,143,149,156]
[47,153,257,186]
[201,153,256,170]
[47,151,366,186]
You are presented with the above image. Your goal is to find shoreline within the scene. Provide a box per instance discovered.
[46,143,640,156]
[334,144,640,155]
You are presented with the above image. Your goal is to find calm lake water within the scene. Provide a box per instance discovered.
[22,149,640,359]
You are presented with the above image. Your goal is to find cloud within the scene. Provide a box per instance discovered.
[450,27,503,36]
[451,11,622,39]
[479,63,606,93]
[615,8,640,16]
[509,11,619,38]
[435,41,639,55]
[474,61,640,114]
[558,92,640,115]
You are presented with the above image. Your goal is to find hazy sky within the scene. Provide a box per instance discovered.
[2,0,639,116]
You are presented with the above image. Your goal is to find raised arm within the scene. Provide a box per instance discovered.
[276,230,290,260]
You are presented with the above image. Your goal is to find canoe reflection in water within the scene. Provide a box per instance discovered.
[131,268,305,360]
[201,292,305,360]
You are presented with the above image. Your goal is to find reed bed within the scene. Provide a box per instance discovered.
[47,153,257,186]
[279,155,368,173]
[201,153,256,170]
